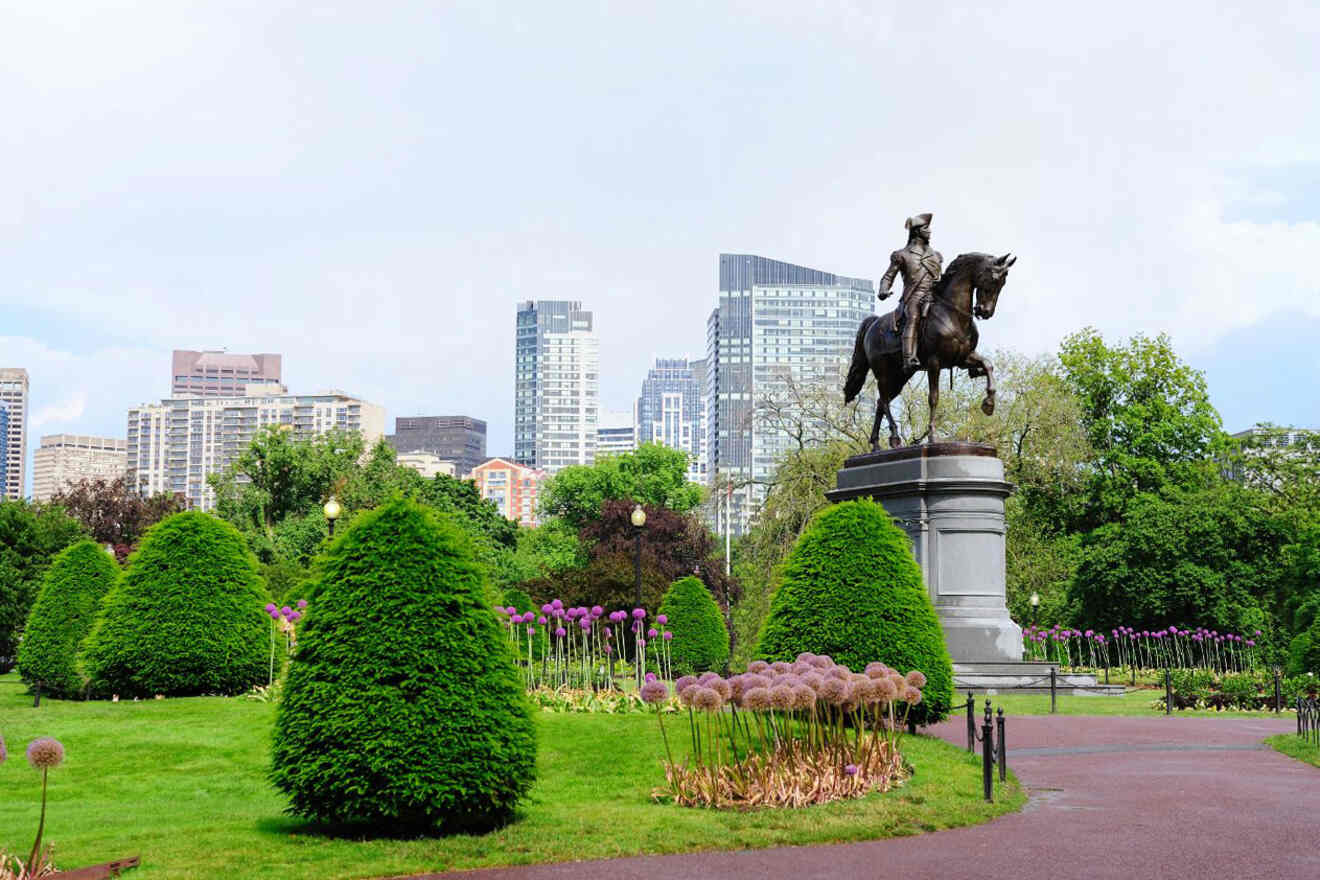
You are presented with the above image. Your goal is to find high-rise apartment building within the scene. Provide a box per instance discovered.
[126,386,385,510]
[386,416,486,476]
[637,357,706,484]
[596,409,638,458]
[171,350,283,397]
[0,404,8,498]
[471,457,546,527]
[706,254,874,533]
[31,435,128,502]
[0,368,29,500]
[514,300,600,473]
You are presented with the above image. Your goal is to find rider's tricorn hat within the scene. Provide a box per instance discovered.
[905,213,933,230]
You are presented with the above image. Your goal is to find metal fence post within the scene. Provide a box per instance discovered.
[996,707,1006,782]
[1104,663,1110,685]
[1299,696,1303,737]
[1274,668,1281,714]
[1049,667,1057,713]
[966,692,975,753]
[982,703,994,802]
[1165,666,1172,716]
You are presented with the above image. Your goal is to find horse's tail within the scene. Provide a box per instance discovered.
[844,315,878,403]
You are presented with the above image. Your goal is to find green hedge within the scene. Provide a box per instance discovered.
[755,499,954,725]
[270,496,536,833]
[16,539,120,698]
[658,575,729,676]
[81,512,270,697]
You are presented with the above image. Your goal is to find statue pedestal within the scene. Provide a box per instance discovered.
[825,442,1023,664]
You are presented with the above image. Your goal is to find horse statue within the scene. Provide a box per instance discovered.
[843,251,1016,449]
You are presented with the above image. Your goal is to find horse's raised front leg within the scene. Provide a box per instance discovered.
[966,351,996,415]
[926,367,940,443]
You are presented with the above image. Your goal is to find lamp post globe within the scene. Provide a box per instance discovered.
[630,504,646,528]
[1029,591,1040,626]
[324,496,341,537]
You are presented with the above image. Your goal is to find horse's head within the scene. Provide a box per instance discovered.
[972,253,1016,319]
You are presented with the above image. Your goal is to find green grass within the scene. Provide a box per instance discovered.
[972,688,1291,718]
[0,673,1023,879]
[1265,734,1320,768]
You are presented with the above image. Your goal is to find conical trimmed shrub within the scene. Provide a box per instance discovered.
[270,496,536,832]
[17,539,120,698]
[755,499,954,725]
[658,575,729,676]
[81,512,269,697]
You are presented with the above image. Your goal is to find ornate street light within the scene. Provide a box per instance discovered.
[631,504,646,608]
[324,496,342,537]
[1030,591,1040,626]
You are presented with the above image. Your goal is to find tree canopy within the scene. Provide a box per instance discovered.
[539,443,703,529]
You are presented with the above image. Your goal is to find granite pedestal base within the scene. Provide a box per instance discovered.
[825,442,1023,664]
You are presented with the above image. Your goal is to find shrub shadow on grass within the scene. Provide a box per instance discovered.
[254,807,527,841]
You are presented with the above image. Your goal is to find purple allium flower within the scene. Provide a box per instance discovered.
[648,628,658,638]
[591,605,603,617]
[675,675,698,694]
[26,737,64,771]
[657,614,668,624]
[538,615,548,625]
[297,599,308,609]
[844,764,859,777]
[770,685,795,710]
[541,603,553,614]
[264,603,277,614]
[555,627,567,637]
[579,619,591,631]
[905,670,927,688]
[692,686,724,712]
[645,672,657,683]
[743,686,771,710]
[663,631,673,641]
[604,629,613,639]
[268,608,280,620]
[640,680,670,704]
[288,611,301,622]
[0,733,6,764]
[527,626,535,636]
[1256,629,1263,636]
[604,643,613,654]
[551,599,563,610]
[638,639,646,647]
[280,606,293,618]
[522,612,535,623]
[1247,640,1255,646]
[633,608,646,620]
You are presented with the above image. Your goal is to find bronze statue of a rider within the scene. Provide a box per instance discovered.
[878,213,943,369]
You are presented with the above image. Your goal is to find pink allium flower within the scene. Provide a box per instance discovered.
[591,605,603,617]
[0,733,6,764]
[26,738,64,771]
[905,670,927,688]
[663,631,673,641]
[633,608,646,620]
[640,680,670,704]
[742,686,771,710]
[844,764,859,777]
[648,628,658,638]
[656,614,668,624]
[297,599,308,609]
[675,675,698,694]
[264,603,277,614]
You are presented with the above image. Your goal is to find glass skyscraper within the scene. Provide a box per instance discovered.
[636,357,706,484]
[706,254,874,533]
[514,300,600,473]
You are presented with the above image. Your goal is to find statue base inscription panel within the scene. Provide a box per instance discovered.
[825,442,1023,664]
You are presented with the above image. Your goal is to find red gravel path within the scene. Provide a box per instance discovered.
[408,714,1318,879]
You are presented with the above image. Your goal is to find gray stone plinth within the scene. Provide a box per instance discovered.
[826,442,1024,664]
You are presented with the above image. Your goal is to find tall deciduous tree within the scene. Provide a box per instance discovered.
[539,443,703,529]
[1058,328,1224,530]
[51,476,186,556]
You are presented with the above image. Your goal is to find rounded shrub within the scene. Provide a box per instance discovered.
[755,499,954,725]
[81,511,270,697]
[270,496,536,833]
[658,575,729,676]
[17,540,120,698]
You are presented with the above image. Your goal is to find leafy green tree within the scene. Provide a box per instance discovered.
[17,539,120,697]
[0,501,86,669]
[756,500,954,725]
[270,497,536,832]
[1058,328,1225,529]
[81,511,270,697]
[1227,425,1320,517]
[1069,484,1287,632]
[540,443,702,529]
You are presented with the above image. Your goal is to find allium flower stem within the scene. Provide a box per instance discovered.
[27,768,48,876]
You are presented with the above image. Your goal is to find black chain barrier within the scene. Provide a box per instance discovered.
[1298,696,1320,747]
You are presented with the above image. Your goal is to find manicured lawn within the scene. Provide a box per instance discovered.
[1265,733,1320,768]
[0,673,1023,879]
[974,689,1292,718]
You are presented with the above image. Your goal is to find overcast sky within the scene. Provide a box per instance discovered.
[3,1,1318,486]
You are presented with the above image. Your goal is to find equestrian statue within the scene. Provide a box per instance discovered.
[843,212,1016,449]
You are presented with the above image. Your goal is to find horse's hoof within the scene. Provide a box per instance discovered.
[981,398,995,416]
[889,435,902,449]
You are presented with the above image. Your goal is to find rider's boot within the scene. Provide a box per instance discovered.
[902,320,921,370]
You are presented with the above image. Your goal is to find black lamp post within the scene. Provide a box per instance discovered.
[324,496,341,538]
[631,503,646,608]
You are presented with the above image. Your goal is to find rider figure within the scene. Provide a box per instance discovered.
[878,213,943,370]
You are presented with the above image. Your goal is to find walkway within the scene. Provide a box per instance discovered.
[417,714,1318,879]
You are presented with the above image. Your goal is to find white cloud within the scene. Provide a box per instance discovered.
[32,391,88,429]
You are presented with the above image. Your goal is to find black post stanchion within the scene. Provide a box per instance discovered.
[33,680,41,708]
[1165,666,1172,716]
[1049,667,1057,714]
[982,703,994,803]
[1104,663,1110,685]
[966,691,976,753]
[1298,697,1303,737]
[996,707,1006,782]
[1274,668,1282,714]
